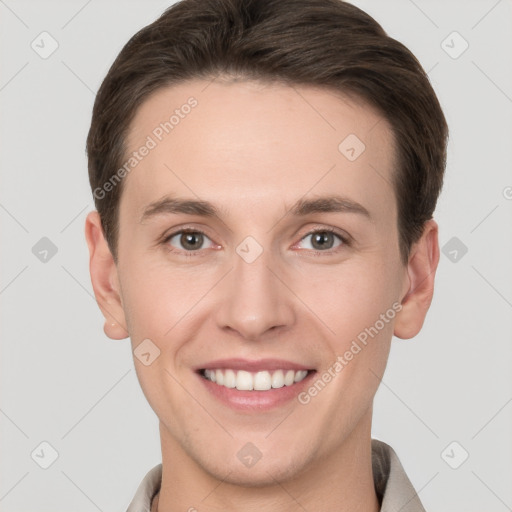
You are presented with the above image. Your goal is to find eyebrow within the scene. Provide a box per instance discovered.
[140,194,371,223]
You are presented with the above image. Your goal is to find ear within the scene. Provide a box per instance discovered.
[84,211,129,340]
[394,219,440,339]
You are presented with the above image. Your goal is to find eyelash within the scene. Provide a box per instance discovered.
[161,226,351,258]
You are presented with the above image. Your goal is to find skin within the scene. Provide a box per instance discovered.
[85,78,439,512]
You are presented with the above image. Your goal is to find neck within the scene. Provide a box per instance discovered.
[155,409,379,512]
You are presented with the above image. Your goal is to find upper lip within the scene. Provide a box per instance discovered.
[197,358,313,372]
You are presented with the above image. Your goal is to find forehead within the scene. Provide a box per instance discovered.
[121,79,396,225]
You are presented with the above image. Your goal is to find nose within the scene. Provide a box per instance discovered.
[214,246,296,341]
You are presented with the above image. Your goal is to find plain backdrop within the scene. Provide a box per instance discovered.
[1,0,511,511]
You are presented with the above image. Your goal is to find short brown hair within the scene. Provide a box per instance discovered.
[87,0,448,264]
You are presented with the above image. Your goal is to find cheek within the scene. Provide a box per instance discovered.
[295,255,401,338]
[299,270,398,417]
[293,255,401,401]
[118,259,204,417]
[118,250,214,339]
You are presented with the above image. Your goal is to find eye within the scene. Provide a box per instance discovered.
[164,229,215,254]
[161,226,349,257]
[296,228,347,252]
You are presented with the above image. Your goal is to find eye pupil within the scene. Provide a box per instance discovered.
[181,232,203,250]
[312,232,334,250]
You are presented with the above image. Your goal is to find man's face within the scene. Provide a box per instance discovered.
[114,79,408,484]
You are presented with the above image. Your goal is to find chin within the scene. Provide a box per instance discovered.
[194,445,314,488]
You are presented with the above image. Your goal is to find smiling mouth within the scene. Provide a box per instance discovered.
[200,368,313,391]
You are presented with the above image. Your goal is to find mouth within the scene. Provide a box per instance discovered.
[200,368,311,391]
[195,359,316,411]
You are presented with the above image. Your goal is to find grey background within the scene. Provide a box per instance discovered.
[1,0,511,510]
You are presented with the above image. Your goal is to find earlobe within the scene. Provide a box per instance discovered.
[84,211,129,340]
[394,220,440,340]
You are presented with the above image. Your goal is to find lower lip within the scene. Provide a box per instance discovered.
[197,371,316,411]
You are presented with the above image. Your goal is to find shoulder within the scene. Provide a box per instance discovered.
[372,439,426,512]
[125,464,162,512]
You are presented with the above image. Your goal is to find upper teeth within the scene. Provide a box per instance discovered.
[203,369,309,391]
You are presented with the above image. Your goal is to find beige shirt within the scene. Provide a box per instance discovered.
[126,439,426,512]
